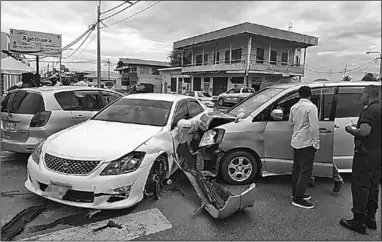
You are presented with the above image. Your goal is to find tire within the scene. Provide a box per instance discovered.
[220,150,258,185]
[144,155,167,197]
[218,98,224,106]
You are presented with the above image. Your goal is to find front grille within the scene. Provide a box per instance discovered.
[63,190,94,203]
[44,153,100,175]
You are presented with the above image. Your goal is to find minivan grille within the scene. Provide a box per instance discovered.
[44,154,100,175]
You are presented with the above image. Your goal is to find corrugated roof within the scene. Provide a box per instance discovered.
[174,22,319,49]
[84,71,120,79]
[119,58,170,67]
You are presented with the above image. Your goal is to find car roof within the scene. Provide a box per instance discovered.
[268,81,381,90]
[7,86,122,95]
[123,93,188,102]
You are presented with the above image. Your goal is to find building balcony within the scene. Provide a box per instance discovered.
[181,59,304,76]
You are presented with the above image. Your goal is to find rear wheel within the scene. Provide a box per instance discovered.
[144,156,167,198]
[220,150,258,185]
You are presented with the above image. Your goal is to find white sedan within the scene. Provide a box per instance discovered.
[182,91,214,108]
[25,93,210,209]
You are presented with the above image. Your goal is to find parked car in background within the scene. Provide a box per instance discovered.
[25,93,210,209]
[1,86,123,154]
[104,82,115,90]
[182,91,214,108]
[197,81,381,185]
[217,87,255,106]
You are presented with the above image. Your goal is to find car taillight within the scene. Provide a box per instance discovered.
[30,111,51,127]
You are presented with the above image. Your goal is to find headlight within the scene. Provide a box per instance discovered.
[31,139,46,164]
[199,128,225,147]
[100,152,146,176]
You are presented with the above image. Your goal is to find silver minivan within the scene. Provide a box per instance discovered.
[1,86,123,154]
[202,81,381,185]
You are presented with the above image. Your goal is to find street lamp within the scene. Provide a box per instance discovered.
[366,51,382,79]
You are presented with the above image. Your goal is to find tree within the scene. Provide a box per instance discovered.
[341,75,352,82]
[361,73,378,82]
[168,48,191,67]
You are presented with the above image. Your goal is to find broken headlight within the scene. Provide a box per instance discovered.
[100,152,145,176]
[199,129,225,147]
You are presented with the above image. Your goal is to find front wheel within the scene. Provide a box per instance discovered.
[144,156,167,198]
[218,98,224,106]
[220,151,257,185]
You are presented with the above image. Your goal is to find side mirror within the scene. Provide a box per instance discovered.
[177,119,192,128]
[270,109,284,121]
[234,112,245,123]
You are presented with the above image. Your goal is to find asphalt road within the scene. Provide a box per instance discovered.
[1,151,381,241]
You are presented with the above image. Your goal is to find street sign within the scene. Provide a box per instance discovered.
[9,29,62,57]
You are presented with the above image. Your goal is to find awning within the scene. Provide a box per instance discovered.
[1,57,34,74]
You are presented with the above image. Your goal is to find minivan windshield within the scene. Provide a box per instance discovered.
[92,98,173,126]
[228,87,284,117]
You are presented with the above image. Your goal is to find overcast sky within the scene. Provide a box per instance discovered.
[1,1,381,81]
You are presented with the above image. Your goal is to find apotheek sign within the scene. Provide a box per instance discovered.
[9,29,62,57]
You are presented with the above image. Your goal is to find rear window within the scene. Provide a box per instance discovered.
[0,90,45,114]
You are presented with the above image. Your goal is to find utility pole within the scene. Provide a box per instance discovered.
[108,59,110,82]
[97,0,101,88]
[343,65,347,78]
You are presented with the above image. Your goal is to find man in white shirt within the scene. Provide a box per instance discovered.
[288,86,320,209]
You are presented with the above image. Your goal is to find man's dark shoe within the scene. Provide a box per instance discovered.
[366,208,377,230]
[333,180,343,192]
[291,194,311,200]
[292,199,314,209]
[339,214,366,235]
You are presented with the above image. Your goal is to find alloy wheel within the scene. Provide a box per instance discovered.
[227,156,253,182]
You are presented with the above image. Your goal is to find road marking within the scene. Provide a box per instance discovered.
[22,208,172,241]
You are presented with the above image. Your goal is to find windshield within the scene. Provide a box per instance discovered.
[198,92,211,98]
[92,98,173,126]
[228,88,284,117]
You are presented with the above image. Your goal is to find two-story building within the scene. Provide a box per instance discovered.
[115,58,170,93]
[160,22,319,95]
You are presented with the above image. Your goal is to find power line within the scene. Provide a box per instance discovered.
[100,1,141,22]
[71,34,97,61]
[63,26,96,59]
[61,23,96,51]
[101,2,128,15]
[101,1,162,29]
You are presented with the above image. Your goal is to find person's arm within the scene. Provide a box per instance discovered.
[288,106,294,127]
[345,109,373,138]
[308,105,320,150]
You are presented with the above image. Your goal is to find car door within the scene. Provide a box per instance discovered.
[263,87,336,178]
[70,90,104,123]
[333,86,365,172]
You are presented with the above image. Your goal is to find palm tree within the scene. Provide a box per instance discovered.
[341,75,352,82]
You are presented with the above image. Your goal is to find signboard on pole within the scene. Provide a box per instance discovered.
[9,29,62,57]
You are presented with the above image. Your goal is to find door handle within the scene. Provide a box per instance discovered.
[75,115,84,118]
[319,128,332,134]
[334,124,340,129]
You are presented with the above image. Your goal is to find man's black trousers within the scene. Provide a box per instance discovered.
[292,146,315,199]
[351,148,381,215]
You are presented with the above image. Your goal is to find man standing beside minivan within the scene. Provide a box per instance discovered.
[340,85,381,235]
[288,86,320,209]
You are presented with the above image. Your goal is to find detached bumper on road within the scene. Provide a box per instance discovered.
[25,154,153,209]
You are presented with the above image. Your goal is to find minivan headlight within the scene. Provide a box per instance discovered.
[32,139,46,164]
[100,152,146,176]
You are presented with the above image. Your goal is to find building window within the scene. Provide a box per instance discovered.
[281,52,288,66]
[130,67,137,73]
[256,48,264,64]
[270,51,277,65]
[213,52,220,64]
[196,55,203,66]
[231,76,244,84]
[151,68,159,75]
[203,54,208,65]
[140,67,149,75]
[225,50,230,64]
[231,49,242,63]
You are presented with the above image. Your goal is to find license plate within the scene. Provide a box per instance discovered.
[41,181,72,199]
[3,121,16,131]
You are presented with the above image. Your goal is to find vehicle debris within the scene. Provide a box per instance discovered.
[1,205,45,241]
[92,220,122,232]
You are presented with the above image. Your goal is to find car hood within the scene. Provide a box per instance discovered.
[44,120,163,160]
[198,110,236,130]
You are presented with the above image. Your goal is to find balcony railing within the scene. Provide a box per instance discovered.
[181,58,304,75]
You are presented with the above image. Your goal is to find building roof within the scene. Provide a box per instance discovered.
[84,71,120,79]
[174,22,319,49]
[119,58,170,67]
